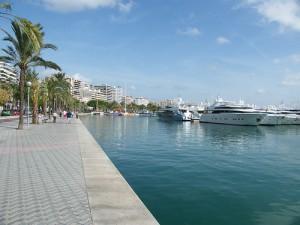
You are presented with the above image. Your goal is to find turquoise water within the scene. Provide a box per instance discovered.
[81,116,300,225]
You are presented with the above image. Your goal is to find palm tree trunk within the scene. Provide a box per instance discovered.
[18,69,25,130]
[42,94,47,116]
[32,98,38,124]
[32,81,39,124]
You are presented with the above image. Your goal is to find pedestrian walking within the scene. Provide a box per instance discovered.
[53,112,57,123]
[67,111,72,123]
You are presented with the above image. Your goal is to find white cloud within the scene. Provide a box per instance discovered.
[242,0,300,32]
[72,73,91,82]
[177,27,201,37]
[36,0,134,13]
[216,36,230,45]
[118,0,134,13]
[282,74,300,86]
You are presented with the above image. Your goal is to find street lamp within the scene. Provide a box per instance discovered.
[26,81,32,127]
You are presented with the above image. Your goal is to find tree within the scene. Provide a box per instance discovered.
[0,88,10,106]
[0,20,61,129]
[147,103,160,112]
[46,73,71,113]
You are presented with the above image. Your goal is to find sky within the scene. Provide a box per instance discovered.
[2,0,300,106]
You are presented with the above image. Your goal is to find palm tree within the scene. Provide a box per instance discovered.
[0,20,61,129]
[46,73,71,112]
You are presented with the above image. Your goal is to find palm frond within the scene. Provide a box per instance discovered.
[0,55,13,63]
[0,3,11,10]
[18,18,43,53]
[43,43,58,50]
[29,56,61,71]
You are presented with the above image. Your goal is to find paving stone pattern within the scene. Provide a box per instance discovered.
[0,120,93,225]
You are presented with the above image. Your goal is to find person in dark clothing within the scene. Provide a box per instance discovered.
[67,111,72,123]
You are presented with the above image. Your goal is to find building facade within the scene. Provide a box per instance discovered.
[0,62,17,84]
[134,97,150,106]
[66,76,124,104]
[66,77,93,103]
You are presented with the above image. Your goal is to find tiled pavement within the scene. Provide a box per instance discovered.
[0,118,159,225]
[0,120,93,225]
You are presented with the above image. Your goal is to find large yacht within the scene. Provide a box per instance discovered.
[157,99,192,121]
[278,110,300,125]
[200,98,266,126]
[258,108,286,125]
[259,113,285,125]
[260,107,300,125]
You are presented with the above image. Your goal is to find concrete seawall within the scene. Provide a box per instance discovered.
[77,119,159,225]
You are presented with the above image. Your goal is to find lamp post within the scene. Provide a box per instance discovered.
[26,81,32,127]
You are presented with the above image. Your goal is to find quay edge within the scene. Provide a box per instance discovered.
[77,119,159,225]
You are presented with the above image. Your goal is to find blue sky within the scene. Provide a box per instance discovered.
[2,0,300,105]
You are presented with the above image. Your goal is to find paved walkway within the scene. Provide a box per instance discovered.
[0,118,158,225]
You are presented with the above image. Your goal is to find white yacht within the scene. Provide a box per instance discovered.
[200,98,266,126]
[258,108,285,125]
[157,99,192,121]
[260,107,300,125]
[279,111,300,125]
[189,105,205,121]
[259,113,285,125]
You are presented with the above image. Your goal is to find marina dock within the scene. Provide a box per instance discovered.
[0,118,158,225]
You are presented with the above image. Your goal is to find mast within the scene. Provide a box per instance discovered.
[124,83,127,113]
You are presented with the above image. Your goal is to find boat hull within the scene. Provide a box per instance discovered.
[260,114,285,125]
[281,115,300,125]
[157,111,191,121]
[200,113,266,126]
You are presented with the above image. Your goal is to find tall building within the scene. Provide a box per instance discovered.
[66,76,124,104]
[112,86,123,103]
[0,62,17,84]
[158,99,177,107]
[66,76,93,103]
[93,85,123,103]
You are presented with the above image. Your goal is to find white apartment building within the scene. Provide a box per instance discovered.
[158,99,177,108]
[0,62,17,83]
[66,76,124,104]
[112,86,123,103]
[93,85,123,103]
[66,77,93,103]
[134,97,150,106]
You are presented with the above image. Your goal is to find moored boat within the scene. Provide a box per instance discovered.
[200,98,266,126]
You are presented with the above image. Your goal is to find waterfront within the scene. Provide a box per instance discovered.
[81,115,300,225]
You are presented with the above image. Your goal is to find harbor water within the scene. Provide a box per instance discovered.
[81,116,300,225]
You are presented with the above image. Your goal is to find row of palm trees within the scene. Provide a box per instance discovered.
[0,2,74,129]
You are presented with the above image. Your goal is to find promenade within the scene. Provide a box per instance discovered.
[0,118,158,225]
